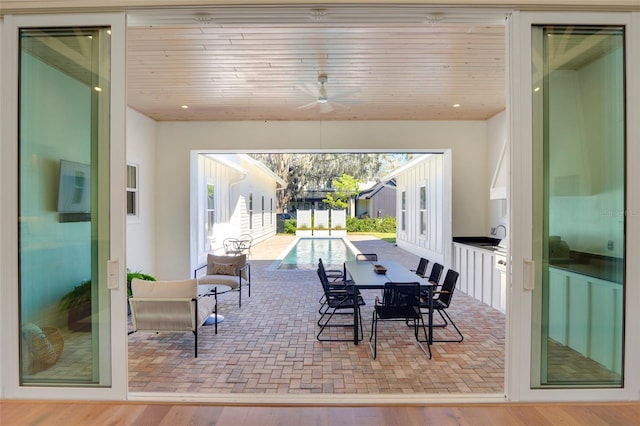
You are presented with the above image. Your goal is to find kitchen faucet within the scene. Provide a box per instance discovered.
[492,224,507,239]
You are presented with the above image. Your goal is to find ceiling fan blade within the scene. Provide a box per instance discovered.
[319,102,335,113]
[296,101,318,110]
[295,83,319,97]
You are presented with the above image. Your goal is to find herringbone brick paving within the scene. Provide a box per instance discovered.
[128,235,505,394]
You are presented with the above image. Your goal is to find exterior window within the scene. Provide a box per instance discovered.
[270,198,273,224]
[419,185,427,236]
[401,190,406,231]
[249,193,253,230]
[126,164,138,217]
[206,183,215,239]
[261,195,265,226]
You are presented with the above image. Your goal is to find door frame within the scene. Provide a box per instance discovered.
[0,12,127,400]
[508,10,640,402]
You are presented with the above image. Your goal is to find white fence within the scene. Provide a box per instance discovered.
[295,209,346,236]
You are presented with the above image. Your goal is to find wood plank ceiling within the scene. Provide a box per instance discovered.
[126,5,507,121]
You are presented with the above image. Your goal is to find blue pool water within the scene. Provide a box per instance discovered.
[277,238,356,270]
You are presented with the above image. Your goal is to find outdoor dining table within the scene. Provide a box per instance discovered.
[344,259,434,345]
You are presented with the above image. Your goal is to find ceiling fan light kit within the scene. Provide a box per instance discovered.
[317,74,329,102]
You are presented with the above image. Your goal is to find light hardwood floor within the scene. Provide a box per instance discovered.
[2,400,640,425]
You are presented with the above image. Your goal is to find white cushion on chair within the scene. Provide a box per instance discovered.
[131,278,197,298]
[196,274,242,289]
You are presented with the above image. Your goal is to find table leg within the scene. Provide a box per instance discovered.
[353,290,359,345]
[428,284,433,344]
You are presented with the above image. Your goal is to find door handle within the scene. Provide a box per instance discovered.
[523,259,535,291]
[108,258,120,290]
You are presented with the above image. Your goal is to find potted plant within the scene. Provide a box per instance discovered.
[59,280,92,332]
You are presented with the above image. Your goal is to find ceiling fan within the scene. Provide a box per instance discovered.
[296,74,349,113]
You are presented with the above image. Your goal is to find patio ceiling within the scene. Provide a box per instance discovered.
[125,5,507,121]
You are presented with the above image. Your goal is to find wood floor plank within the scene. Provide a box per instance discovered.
[505,405,552,426]
[183,405,225,425]
[3,401,640,425]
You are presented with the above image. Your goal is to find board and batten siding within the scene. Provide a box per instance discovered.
[395,154,446,265]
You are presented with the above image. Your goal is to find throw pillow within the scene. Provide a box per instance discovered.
[210,262,237,276]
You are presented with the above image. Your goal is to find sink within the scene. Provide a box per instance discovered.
[453,236,506,253]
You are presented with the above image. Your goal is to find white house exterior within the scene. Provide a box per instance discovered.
[383,154,451,267]
[193,153,285,268]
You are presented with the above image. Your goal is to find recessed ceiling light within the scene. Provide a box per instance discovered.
[453,103,461,108]
[310,8,328,21]
[94,86,102,92]
[181,105,189,109]
[534,87,541,92]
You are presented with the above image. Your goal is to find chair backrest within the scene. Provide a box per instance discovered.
[427,263,444,284]
[223,238,240,253]
[129,278,198,331]
[435,269,460,308]
[415,258,429,277]
[378,282,421,319]
[356,253,378,261]
[317,260,334,296]
[207,253,247,279]
[237,234,253,248]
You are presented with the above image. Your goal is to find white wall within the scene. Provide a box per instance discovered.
[125,108,157,276]
[194,153,278,261]
[155,120,488,279]
[487,109,508,237]
[395,154,448,265]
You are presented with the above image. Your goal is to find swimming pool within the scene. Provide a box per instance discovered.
[275,238,357,270]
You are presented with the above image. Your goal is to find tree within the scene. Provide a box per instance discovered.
[323,174,360,214]
[249,152,411,212]
[249,153,293,212]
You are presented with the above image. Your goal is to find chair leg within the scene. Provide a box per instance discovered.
[193,329,198,358]
[368,311,378,359]
[431,309,463,343]
[414,315,432,359]
[317,306,363,342]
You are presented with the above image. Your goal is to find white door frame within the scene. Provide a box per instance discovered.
[0,12,127,400]
[508,10,640,402]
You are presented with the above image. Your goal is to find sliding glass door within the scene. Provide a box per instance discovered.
[1,13,126,399]
[509,11,640,400]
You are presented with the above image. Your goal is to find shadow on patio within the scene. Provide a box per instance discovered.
[128,235,505,394]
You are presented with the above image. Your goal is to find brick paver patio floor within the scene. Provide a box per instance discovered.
[128,235,505,395]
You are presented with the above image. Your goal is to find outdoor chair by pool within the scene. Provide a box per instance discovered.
[317,257,350,309]
[223,234,253,258]
[356,253,378,261]
[194,253,251,307]
[411,257,429,278]
[316,263,365,342]
[420,269,463,343]
[426,262,444,285]
[317,258,355,313]
[369,281,431,359]
[128,278,218,357]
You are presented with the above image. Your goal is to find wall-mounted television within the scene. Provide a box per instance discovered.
[57,160,91,222]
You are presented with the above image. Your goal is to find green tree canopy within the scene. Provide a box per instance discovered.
[323,174,360,210]
[249,152,413,211]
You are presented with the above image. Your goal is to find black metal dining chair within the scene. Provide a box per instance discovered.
[411,257,429,278]
[356,253,378,261]
[369,281,431,359]
[420,269,463,342]
[316,262,365,342]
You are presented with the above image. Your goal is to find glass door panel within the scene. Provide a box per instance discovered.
[531,25,625,387]
[19,27,112,386]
